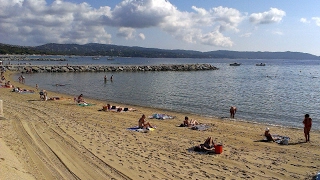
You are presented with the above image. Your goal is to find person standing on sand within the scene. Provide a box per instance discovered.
[230,106,237,118]
[303,114,312,142]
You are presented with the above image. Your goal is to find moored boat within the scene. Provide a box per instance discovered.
[92,56,100,60]
[230,62,241,66]
[256,63,266,66]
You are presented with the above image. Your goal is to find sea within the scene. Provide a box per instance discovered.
[10,56,320,130]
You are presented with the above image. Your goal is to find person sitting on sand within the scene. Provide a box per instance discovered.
[138,114,154,129]
[264,127,281,142]
[75,94,85,103]
[194,137,216,151]
[181,116,200,127]
[39,90,47,101]
[230,106,237,118]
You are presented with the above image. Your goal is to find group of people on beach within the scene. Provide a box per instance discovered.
[264,114,312,143]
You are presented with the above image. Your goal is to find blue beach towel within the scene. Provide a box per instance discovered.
[316,172,320,180]
[127,126,155,132]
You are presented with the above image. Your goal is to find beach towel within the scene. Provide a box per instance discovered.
[263,135,290,145]
[78,103,95,107]
[149,113,174,120]
[316,171,320,180]
[127,126,155,133]
[273,135,290,145]
[18,91,35,94]
[190,124,210,131]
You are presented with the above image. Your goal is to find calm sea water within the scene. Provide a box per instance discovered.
[13,57,320,130]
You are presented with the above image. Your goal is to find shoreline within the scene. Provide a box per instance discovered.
[1,70,320,179]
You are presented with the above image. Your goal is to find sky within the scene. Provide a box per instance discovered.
[1,0,320,56]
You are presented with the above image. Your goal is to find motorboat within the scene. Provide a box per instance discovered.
[107,57,115,60]
[230,62,241,66]
[256,63,266,66]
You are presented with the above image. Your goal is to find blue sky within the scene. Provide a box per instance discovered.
[1,0,320,56]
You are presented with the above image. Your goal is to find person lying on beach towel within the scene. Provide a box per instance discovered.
[194,137,216,152]
[48,96,64,100]
[115,107,137,112]
[12,87,35,93]
[149,113,174,120]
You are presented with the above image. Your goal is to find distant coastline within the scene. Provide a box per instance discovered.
[1,42,320,59]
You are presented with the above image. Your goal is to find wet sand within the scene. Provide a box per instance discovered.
[0,71,320,180]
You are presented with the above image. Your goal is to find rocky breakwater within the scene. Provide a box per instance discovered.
[4,64,218,73]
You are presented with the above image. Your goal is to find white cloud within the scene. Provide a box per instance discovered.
[249,8,286,24]
[0,0,250,48]
[138,33,145,40]
[0,0,113,45]
[300,18,310,24]
[312,17,320,26]
[198,29,233,47]
[117,27,136,39]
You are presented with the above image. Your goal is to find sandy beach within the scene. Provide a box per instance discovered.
[0,71,320,180]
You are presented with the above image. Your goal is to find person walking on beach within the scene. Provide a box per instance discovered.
[303,114,312,142]
[36,84,38,91]
[230,106,237,118]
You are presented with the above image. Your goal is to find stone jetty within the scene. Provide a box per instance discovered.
[1,64,218,73]
[0,56,66,61]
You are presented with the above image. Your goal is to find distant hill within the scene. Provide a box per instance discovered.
[1,43,320,60]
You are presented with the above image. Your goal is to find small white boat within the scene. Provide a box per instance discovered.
[256,63,266,66]
[230,62,241,66]
[107,57,115,60]
[92,56,100,60]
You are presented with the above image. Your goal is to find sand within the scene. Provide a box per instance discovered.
[0,71,320,180]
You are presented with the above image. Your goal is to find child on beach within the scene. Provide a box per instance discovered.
[303,114,312,142]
